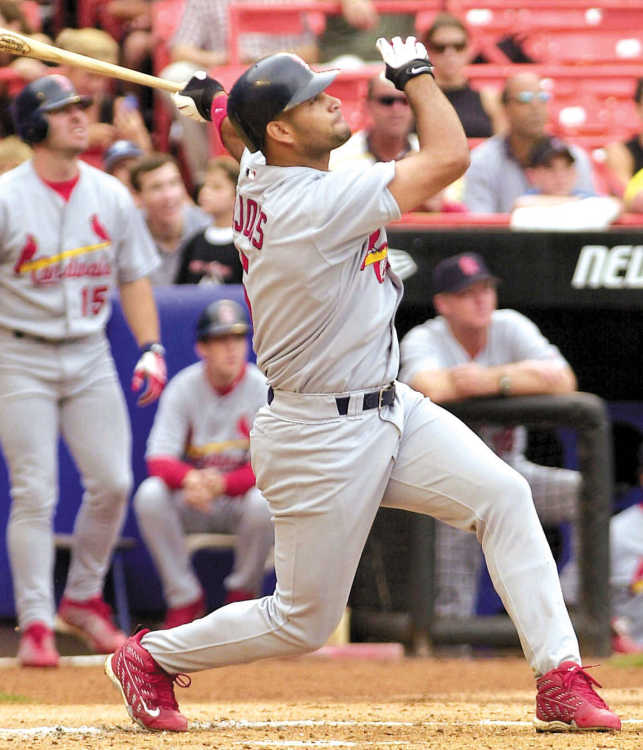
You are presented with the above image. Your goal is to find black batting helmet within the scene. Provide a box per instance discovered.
[227,53,338,153]
[196,299,249,341]
[11,74,92,145]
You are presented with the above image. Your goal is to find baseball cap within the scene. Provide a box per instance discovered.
[528,136,574,168]
[103,140,143,173]
[196,299,249,341]
[432,252,499,295]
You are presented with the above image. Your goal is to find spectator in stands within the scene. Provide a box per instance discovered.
[511,137,621,229]
[55,28,152,168]
[317,0,414,64]
[134,299,273,628]
[329,73,417,169]
[131,152,210,285]
[103,139,144,195]
[399,252,581,618]
[0,135,32,174]
[164,0,318,185]
[421,13,504,138]
[329,72,466,212]
[0,1,49,88]
[610,446,643,653]
[623,167,643,213]
[176,156,243,285]
[604,78,643,197]
[463,73,595,213]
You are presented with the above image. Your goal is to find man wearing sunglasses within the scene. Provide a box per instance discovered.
[463,73,595,213]
[329,73,417,169]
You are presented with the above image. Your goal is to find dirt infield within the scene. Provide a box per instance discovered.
[0,655,641,749]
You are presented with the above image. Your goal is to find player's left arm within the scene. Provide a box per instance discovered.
[119,276,167,406]
[449,360,576,400]
[171,72,246,163]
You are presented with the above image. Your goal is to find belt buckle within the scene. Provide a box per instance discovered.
[378,385,389,410]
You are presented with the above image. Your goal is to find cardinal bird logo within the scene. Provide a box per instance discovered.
[13,234,38,274]
[91,214,111,242]
[361,229,389,283]
[237,416,250,438]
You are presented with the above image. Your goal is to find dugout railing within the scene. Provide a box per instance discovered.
[350,392,613,657]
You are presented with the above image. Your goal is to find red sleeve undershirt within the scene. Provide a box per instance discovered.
[146,456,256,496]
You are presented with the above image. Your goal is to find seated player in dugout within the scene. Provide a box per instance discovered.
[398,252,582,620]
[134,299,273,628]
[104,39,621,734]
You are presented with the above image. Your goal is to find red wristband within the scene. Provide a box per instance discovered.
[211,92,229,145]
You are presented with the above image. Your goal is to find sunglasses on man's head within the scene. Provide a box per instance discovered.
[510,90,551,103]
[374,96,409,107]
[430,41,467,53]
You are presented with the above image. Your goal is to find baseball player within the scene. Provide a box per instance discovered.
[0,74,165,667]
[134,299,273,628]
[105,39,620,733]
[398,252,581,619]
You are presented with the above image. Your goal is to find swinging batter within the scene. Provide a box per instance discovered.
[106,40,620,734]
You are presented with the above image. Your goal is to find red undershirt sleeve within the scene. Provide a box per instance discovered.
[222,462,256,497]
[146,456,192,489]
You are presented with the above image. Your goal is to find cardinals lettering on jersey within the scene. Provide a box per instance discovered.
[13,214,112,286]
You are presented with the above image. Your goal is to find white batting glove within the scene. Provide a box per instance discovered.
[375,36,433,91]
[171,71,225,122]
[131,343,167,407]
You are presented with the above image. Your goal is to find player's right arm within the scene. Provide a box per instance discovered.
[378,37,470,215]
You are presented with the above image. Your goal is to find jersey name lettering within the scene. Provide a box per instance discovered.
[234,196,267,250]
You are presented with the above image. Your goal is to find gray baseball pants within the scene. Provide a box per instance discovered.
[134,478,273,606]
[0,329,132,629]
[142,382,579,677]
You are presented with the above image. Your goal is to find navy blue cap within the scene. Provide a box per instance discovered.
[432,253,499,295]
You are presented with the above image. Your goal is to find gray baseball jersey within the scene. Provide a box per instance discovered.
[146,361,267,469]
[233,149,402,393]
[399,309,570,462]
[0,160,158,338]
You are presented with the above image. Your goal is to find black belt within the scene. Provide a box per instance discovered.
[267,384,396,415]
[12,329,52,344]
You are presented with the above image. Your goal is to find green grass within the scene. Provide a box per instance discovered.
[0,691,29,703]
[608,652,643,668]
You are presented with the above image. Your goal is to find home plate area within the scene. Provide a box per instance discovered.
[0,655,641,749]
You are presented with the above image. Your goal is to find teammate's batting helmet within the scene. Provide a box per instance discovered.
[227,53,338,153]
[11,74,92,145]
[196,299,249,341]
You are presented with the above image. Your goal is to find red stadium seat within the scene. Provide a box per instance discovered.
[227,1,444,65]
[524,28,643,65]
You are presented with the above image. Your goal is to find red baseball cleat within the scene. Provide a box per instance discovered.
[535,661,621,732]
[57,596,127,653]
[104,629,190,731]
[17,622,59,667]
[163,591,206,629]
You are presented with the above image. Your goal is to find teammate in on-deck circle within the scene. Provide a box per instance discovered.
[105,40,621,734]
[134,299,273,629]
[0,74,166,667]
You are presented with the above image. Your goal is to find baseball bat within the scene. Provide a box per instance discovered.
[0,28,183,94]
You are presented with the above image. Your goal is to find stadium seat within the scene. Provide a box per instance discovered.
[524,28,643,65]
[227,1,443,65]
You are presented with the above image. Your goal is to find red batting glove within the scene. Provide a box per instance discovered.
[131,342,167,406]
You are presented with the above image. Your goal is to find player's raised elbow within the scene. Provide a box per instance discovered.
[416,146,469,197]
